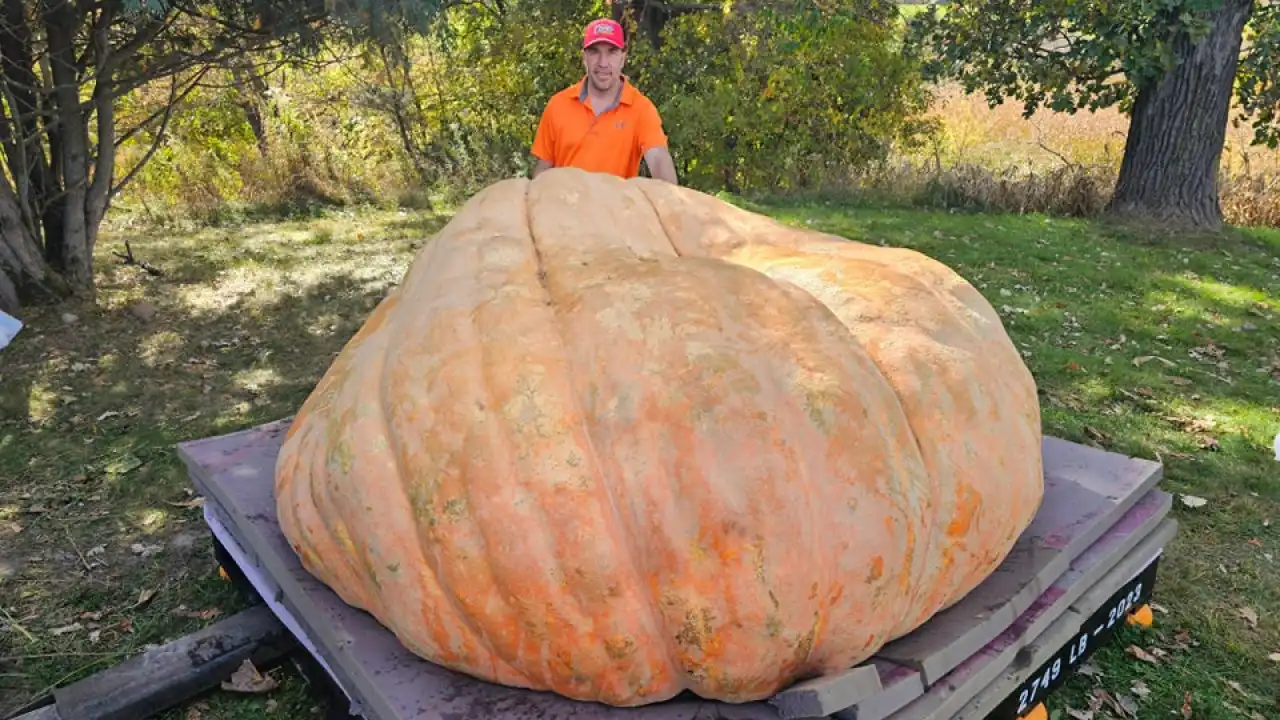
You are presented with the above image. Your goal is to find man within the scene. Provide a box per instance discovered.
[530,18,678,184]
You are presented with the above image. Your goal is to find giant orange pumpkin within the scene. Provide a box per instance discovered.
[274,168,1044,707]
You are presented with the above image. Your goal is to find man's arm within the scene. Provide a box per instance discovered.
[643,146,678,184]
[531,101,556,178]
[637,99,677,184]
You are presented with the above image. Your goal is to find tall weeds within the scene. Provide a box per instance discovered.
[857,83,1280,227]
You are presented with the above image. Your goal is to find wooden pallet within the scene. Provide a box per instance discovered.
[177,419,1174,720]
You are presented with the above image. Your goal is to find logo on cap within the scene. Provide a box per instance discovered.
[583,19,625,49]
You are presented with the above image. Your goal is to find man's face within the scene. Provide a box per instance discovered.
[582,42,626,93]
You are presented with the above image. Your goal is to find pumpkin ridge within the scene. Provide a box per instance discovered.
[463,188,594,690]
[614,175,936,681]
[731,242,1040,634]
[354,284,502,668]
[383,221,512,678]
[688,246,931,658]
[525,178,683,701]
[520,181,607,691]
[633,176,684,258]
[790,251,958,635]
[853,249,1041,621]
[374,295,516,684]
[713,243,993,639]
[378,191,572,689]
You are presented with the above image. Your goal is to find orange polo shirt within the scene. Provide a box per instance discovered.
[531,77,668,179]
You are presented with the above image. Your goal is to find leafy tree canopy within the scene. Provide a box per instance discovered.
[907,0,1280,148]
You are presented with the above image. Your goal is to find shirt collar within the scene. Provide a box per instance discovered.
[577,75,636,111]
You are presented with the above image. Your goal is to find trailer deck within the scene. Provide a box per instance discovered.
[178,418,1176,720]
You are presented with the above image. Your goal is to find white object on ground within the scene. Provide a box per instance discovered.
[1274,430,1279,461]
[0,310,22,351]
[204,503,363,716]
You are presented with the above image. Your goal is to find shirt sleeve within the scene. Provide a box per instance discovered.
[531,102,556,163]
[636,99,668,154]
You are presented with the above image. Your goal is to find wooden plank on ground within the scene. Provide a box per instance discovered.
[12,704,61,720]
[949,518,1178,720]
[769,664,882,719]
[874,514,1178,720]
[873,437,1163,685]
[833,488,1172,720]
[830,661,925,720]
[40,605,293,720]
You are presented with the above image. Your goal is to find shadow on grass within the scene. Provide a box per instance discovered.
[0,207,452,716]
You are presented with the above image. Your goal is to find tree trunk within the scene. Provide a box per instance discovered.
[0,266,17,314]
[1105,0,1254,230]
[43,0,95,294]
[0,176,59,312]
[232,60,272,157]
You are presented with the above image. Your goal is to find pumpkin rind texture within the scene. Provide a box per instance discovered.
[273,168,1044,707]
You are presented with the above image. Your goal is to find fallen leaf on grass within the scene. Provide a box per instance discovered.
[1126,644,1161,664]
[1150,602,1169,614]
[1116,388,1155,405]
[1133,355,1177,368]
[130,542,164,558]
[171,605,222,620]
[1181,495,1208,508]
[1223,702,1267,720]
[1237,607,1259,629]
[1130,679,1151,698]
[1170,629,1198,650]
[1066,710,1094,720]
[1084,425,1110,444]
[132,588,156,610]
[104,453,143,476]
[1224,679,1257,701]
[50,622,82,636]
[1269,652,1280,663]
[1093,689,1134,718]
[1181,691,1193,718]
[220,658,278,694]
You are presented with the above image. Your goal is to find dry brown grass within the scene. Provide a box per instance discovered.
[869,83,1280,227]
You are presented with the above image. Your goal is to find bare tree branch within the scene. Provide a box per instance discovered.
[110,66,206,199]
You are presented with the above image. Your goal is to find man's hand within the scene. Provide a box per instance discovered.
[643,146,678,184]
[532,157,555,178]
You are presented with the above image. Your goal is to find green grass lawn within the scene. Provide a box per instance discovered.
[1,197,1277,719]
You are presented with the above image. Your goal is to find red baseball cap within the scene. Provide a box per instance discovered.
[582,18,625,49]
